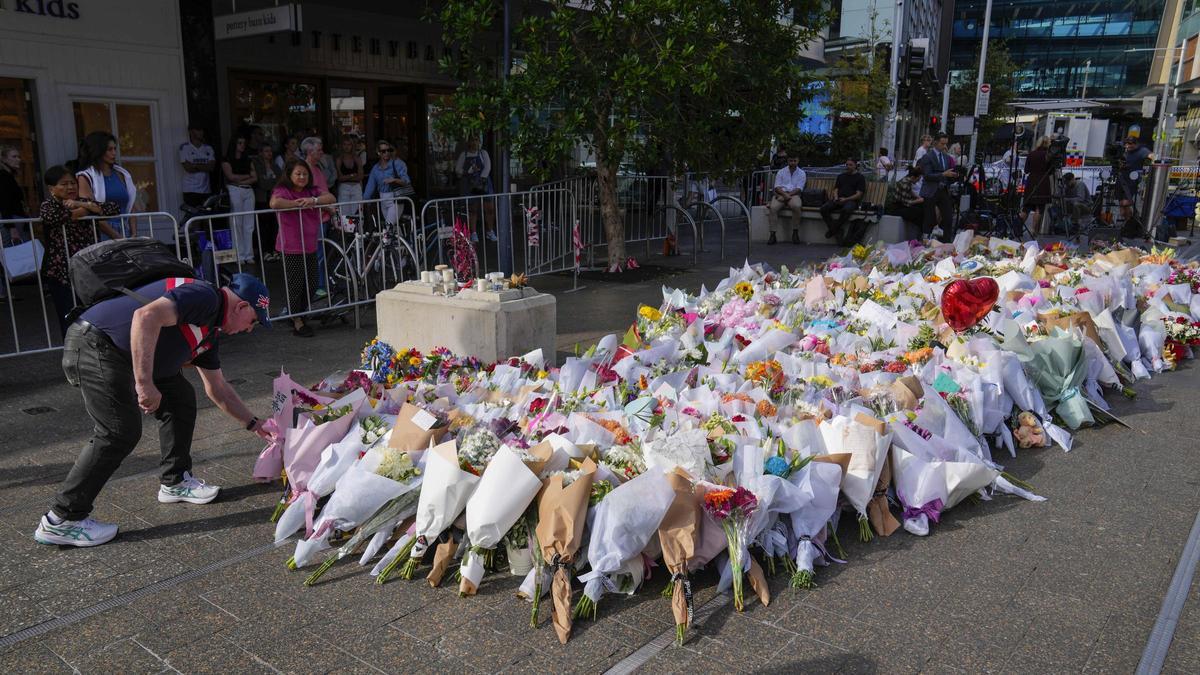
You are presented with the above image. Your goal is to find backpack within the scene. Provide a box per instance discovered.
[838,218,871,247]
[800,188,826,207]
[68,237,196,306]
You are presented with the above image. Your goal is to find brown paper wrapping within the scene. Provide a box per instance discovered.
[535,459,597,644]
[853,412,886,436]
[812,453,853,475]
[426,539,457,587]
[1101,249,1140,267]
[388,403,449,452]
[889,376,922,411]
[867,454,900,537]
[524,441,555,477]
[459,575,478,596]
[746,557,770,607]
[658,470,700,629]
[1038,311,1102,346]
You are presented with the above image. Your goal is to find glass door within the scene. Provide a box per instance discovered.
[377,86,422,195]
[72,99,160,211]
[0,78,40,214]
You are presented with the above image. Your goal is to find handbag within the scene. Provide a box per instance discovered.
[800,188,826,207]
[1,239,45,281]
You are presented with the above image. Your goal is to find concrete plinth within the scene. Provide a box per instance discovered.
[376,282,558,366]
[751,205,904,244]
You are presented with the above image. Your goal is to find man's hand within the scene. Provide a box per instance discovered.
[137,381,162,413]
[943,169,957,178]
[251,418,273,441]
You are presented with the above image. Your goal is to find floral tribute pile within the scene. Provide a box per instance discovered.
[253,233,1199,645]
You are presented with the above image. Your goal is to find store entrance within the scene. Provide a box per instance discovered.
[0,77,40,214]
[377,86,422,196]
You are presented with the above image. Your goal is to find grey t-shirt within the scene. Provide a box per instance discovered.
[1124,146,1151,180]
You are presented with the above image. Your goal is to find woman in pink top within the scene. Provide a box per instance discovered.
[269,159,334,337]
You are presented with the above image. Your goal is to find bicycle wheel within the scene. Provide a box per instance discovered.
[321,239,360,304]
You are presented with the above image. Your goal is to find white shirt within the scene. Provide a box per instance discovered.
[914,145,930,163]
[774,166,806,193]
[179,142,214,194]
[875,155,893,179]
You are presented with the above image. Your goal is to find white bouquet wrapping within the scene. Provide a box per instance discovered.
[787,460,844,588]
[459,445,545,595]
[575,470,674,618]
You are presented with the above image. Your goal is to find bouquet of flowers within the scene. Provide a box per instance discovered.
[376,439,480,585]
[532,459,597,643]
[702,485,758,611]
[459,444,551,596]
[657,469,702,644]
[576,470,674,620]
[786,460,844,588]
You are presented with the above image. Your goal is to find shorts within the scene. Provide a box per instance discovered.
[1118,178,1140,203]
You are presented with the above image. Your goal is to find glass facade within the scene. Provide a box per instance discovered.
[950,0,1162,100]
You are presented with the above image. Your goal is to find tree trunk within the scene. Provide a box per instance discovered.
[594,157,626,271]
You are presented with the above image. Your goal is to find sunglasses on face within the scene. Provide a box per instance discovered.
[379,148,393,154]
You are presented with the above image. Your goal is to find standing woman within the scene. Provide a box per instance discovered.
[76,132,137,238]
[251,144,279,261]
[1021,136,1053,235]
[274,136,302,172]
[335,135,364,220]
[269,159,333,337]
[455,137,495,240]
[362,139,413,225]
[0,146,27,301]
[38,166,120,335]
[221,134,258,264]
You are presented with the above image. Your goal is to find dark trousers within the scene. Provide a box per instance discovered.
[182,192,210,208]
[819,200,857,236]
[923,188,954,240]
[45,277,76,337]
[53,322,197,520]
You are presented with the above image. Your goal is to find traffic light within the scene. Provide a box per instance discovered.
[930,115,940,129]
[906,41,927,83]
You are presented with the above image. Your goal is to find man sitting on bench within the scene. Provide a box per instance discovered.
[820,158,866,240]
[767,154,806,245]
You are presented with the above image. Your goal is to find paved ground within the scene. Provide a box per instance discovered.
[1,229,1199,674]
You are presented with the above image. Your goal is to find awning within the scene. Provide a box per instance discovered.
[1008,99,1108,111]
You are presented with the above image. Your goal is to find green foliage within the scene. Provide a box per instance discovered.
[949,40,1022,153]
[436,0,829,267]
[824,14,890,161]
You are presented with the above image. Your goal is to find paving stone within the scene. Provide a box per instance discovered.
[160,637,276,674]
[0,644,75,673]
[72,638,163,674]
[38,605,150,665]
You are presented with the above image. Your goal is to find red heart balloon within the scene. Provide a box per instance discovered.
[941,277,1000,332]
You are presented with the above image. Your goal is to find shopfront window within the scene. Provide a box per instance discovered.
[426,93,458,195]
[230,75,319,152]
[0,78,40,212]
[72,100,159,211]
[329,86,366,149]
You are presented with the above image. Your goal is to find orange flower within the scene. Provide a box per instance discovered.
[722,392,754,404]
[756,400,778,417]
[589,417,632,446]
[704,489,734,511]
[903,347,933,365]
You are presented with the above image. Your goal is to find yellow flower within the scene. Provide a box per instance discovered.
[537,370,548,379]
[638,305,663,322]
[408,356,421,366]
[806,375,834,388]
[734,281,754,301]
[850,244,869,261]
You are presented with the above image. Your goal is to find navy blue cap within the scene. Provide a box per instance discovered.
[227,273,272,328]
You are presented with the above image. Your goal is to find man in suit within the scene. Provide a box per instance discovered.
[916,133,957,241]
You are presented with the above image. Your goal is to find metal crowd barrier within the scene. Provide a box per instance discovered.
[0,211,180,359]
[182,195,418,327]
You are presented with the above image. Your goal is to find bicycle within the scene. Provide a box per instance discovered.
[321,213,420,315]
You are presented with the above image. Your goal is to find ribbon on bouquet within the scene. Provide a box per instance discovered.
[798,533,846,565]
[901,498,944,524]
[549,553,575,644]
[670,571,694,626]
[251,419,284,482]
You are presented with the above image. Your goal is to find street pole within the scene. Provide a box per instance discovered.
[940,81,950,133]
[1152,46,1186,161]
[967,0,992,163]
[1080,59,1090,99]
[883,0,903,160]
[497,0,513,273]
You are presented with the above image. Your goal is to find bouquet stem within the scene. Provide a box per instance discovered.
[303,555,339,586]
[827,520,847,559]
[269,477,290,523]
[285,556,297,570]
[783,555,798,577]
[1000,471,1035,492]
[396,556,420,580]
[374,537,415,585]
[790,569,815,589]
[676,623,687,646]
[572,594,598,621]
[731,557,745,612]
[857,514,873,543]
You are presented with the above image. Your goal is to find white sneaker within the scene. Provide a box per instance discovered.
[486,231,499,242]
[158,471,220,504]
[33,514,118,547]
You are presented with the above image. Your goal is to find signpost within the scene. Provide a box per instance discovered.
[975,83,991,117]
[214,3,301,41]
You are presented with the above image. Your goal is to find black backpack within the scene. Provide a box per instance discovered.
[68,237,196,306]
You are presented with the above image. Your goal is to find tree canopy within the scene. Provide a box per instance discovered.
[435,0,829,267]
